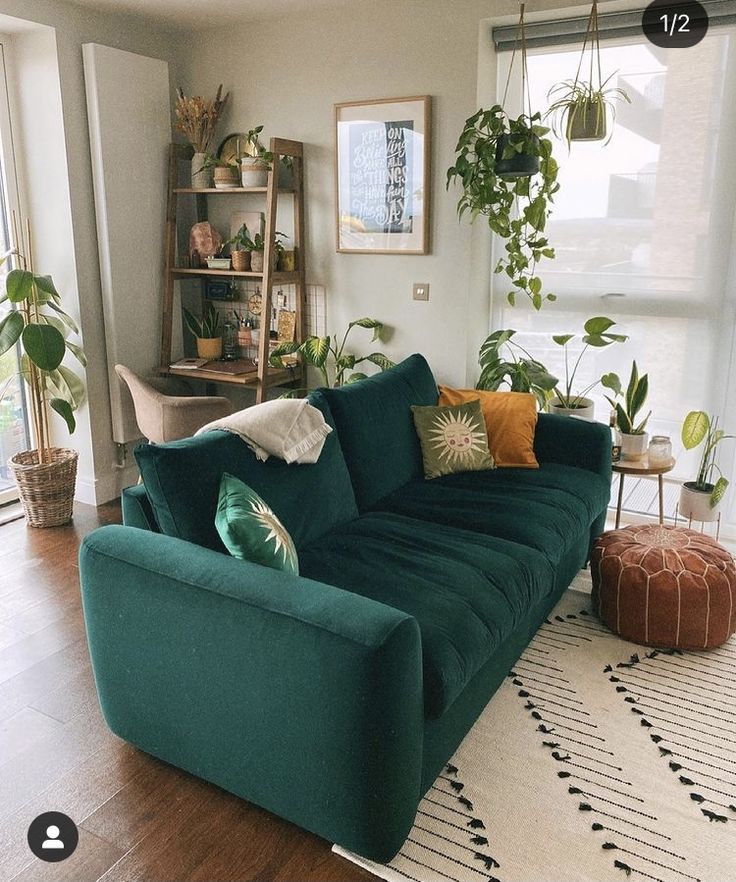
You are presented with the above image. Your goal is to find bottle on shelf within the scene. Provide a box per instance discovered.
[609,409,621,463]
[223,311,238,361]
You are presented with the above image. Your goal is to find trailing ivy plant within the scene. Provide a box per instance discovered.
[269,317,394,393]
[476,328,558,409]
[447,106,560,310]
[0,224,86,459]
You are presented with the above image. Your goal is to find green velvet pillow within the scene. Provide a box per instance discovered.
[215,473,299,574]
[411,399,496,480]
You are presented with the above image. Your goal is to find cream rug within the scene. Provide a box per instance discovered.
[335,572,736,882]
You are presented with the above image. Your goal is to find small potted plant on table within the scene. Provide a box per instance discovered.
[679,411,734,522]
[183,304,222,359]
[602,361,650,461]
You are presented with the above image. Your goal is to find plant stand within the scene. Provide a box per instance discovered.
[673,505,722,542]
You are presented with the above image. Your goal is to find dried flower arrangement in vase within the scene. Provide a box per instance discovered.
[174,84,229,188]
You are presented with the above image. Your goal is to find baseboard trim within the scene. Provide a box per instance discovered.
[76,463,140,505]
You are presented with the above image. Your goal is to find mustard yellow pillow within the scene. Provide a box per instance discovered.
[438,387,539,469]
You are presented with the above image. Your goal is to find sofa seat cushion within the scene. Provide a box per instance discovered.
[299,513,555,719]
[135,392,358,553]
[371,463,610,566]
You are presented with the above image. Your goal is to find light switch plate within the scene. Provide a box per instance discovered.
[413,282,430,301]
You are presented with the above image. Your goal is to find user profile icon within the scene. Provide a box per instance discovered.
[27,812,78,862]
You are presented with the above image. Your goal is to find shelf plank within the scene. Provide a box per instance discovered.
[173,187,295,194]
[171,268,300,282]
[161,364,300,387]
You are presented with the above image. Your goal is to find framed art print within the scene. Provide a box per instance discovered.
[334,95,431,254]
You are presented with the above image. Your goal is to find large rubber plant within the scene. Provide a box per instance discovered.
[447,3,560,310]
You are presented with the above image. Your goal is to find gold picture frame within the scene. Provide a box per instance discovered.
[334,95,431,255]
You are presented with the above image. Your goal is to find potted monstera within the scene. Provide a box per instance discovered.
[679,411,734,522]
[0,218,86,527]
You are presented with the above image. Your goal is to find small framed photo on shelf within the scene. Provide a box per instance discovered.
[334,95,431,255]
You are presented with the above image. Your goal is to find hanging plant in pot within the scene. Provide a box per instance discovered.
[602,361,650,461]
[679,411,734,522]
[545,1,629,146]
[548,316,627,420]
[446,3,559,310]
[0,215,87,527]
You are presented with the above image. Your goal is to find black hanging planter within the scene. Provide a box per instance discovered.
[495,134,541,179]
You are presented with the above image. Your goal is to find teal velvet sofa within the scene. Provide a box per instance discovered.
[79,354,611,862]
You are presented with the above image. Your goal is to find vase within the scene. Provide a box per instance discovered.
[620,432,648,462]
[679,482,720,523]
[191,152,213,189]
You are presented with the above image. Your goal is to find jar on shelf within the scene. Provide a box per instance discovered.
[648,435,672,466]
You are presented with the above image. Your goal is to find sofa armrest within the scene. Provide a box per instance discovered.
[79,525,423,862]
[534,413,612,480]
[121,484,159,532]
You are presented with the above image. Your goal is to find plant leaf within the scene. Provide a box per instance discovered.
[349,317,384,342]
[344,372,368,384]
[711,477,729,507]
[22,322,65,371]
[301,335,330,368]
[0,311,23,356]
[552,334,574,346]
[34,274,61,302]
[50,398,76,433]
[584,316,616,335]
[360,352,395,371]
[601,372,621,396]
[6,269,33,303]
[65,341,87,366]
[46,301,79,334]
[682,411,709,449]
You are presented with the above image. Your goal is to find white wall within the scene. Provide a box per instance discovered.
[0,0,181,502]
[176,0,577,388]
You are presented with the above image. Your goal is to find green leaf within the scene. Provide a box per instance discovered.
[682,411,710,449]
[301,335,330,368]
[601,372,621,396]
[344,372,368,384]
[615,402,632,435]
[0,311,23,356]
[57,365,86,407]
[6,269,33,303]
[46,301,79,334]
[584,316,616,335]
[552,334,574,346]
[65,340,87,366]
[711,476,729,507]
[22,322,65,371]
[50,398,76,433]
[361,352,395,371]
[349,317,384,342]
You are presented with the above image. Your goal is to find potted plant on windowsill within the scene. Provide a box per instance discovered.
[548,316,627,420]
[183,303,222,360]
[679,411,734,522]
[0,215,87,527]
[603,361,650,461]
[476,328,558,409]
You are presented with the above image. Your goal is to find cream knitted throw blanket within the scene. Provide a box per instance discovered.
[195,398,332,464]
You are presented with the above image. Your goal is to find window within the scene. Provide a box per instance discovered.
[495,26,736,527]
[0,41,29,505]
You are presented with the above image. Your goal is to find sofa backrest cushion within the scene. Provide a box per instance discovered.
[135,391,358,552]
[320,354,439,509]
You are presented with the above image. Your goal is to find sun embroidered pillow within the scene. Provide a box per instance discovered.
[411,400,496,480]
[215,473,299,574]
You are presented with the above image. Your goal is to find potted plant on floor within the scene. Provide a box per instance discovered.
[446,3,560,311]
[476,328,558,409]
[679,411,734,522]
[174,85,229,189]
[602,361,650,461]
[240,126,273,188]
[549,316,627,419]
[0,215,87,527]
[183,304,222,359]
[545,1,629,147]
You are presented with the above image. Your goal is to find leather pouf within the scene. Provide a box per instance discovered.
[591,524,736,649]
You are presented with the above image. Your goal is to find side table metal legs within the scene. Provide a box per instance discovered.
[616,472,625,529]
[658,474,664,525]
[615,471,666,529]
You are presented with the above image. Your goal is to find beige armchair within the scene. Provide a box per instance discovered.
[115,365,232,443]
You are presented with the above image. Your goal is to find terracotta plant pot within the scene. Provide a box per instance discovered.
[620,431,648,462]
[679,482,720,523]
[240,157,269,188]
[213,166,240,189]
[196,337,222,360]
[231,250,251,272]
[549,397,595,421]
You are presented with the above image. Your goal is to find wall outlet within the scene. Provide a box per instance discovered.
[413,282,430,301]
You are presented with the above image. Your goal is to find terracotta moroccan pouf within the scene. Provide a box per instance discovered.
[591,524,736,649]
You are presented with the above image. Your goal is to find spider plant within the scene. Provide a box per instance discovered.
[546,74,630,147]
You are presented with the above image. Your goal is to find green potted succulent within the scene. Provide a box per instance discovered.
[182,303,222,360]
[679,411,734,522]
[602,361,650,461]
[270,318,394,392]
[549,316,627,420]
[240,126,273,188]
[447,105,559,310]
[476,328,558,409]
[0,217,87,527]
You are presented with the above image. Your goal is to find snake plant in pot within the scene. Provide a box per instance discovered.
[602,361,650,461]
[183,303,222,360]
[679,411,734,522]
[0,215,87,527]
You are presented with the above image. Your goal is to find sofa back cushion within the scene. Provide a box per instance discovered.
[320,354,438,509]
[135,391,358,552]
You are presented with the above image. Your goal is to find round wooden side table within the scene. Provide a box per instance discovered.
[612,455,676,529]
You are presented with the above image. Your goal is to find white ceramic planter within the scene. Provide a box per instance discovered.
[549,397,595,421]
[620,432,648,462]
[679,482,720,522]
[240,157,269,188]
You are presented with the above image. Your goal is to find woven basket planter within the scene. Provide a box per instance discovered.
[10,447,78,527]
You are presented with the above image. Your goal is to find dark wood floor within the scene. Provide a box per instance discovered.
[0,501,377,882]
